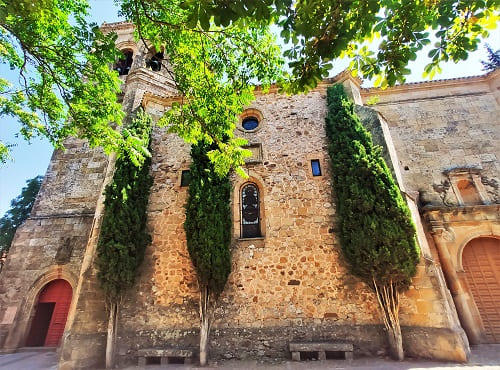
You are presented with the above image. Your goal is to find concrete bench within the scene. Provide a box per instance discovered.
[289,342,353,361]
[137,348,193,366]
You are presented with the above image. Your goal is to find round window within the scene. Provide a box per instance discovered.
[242,117,259,131]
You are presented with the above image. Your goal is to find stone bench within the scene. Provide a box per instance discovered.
[137,348,193,366]
[289,341,353,361]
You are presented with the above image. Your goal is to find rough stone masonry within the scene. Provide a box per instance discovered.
[1,22,498,369]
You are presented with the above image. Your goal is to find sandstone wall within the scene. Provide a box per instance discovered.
[362,73,500,207]
[0,140,109,352]
[115,87,467,364]
[57,26,181,367]
[31,140,109,216]
[2,22,488,367]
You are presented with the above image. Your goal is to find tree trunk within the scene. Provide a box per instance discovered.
[106,301,118,369]
[387,321,403,361]
[199,285,210,366]
[373,279,404,361]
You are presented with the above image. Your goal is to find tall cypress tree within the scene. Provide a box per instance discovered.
[184,140,232,366]
[325,84,420,360]
[96,109,153,368]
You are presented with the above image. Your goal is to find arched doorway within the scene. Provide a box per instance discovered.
[462,237,500,343]
[26,279,72,347]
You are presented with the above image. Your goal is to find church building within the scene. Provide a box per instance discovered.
[0,22,498,369]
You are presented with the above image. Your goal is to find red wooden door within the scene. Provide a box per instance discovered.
[463,237,500,343]
[27,279,72,347]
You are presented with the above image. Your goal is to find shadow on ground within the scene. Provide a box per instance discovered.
[1,344,499,369]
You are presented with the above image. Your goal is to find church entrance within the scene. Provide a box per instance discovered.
[26,279,72,347]
[462,237,500,343]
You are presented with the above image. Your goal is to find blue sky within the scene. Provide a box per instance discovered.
[0,1,499,215]
[0,1,122,215]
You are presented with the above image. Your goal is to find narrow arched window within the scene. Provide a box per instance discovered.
[241,183,261,238]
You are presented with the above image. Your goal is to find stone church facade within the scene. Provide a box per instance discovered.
[0,22,499,369]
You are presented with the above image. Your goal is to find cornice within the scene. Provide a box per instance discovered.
[423,203,500,217]
[100,21,134,33]
[126,68,177,94]
[360,68,499,98]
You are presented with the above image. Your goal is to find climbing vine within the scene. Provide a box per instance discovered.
[96,109,153,368]
[325,84,420,360]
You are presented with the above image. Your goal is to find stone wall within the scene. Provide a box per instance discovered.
[4,22,496,368]
[113,85,469,365]
[0,139,109,352]
[32,139,109,217]
[362,72,500,207]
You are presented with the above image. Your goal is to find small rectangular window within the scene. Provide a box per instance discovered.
[311,159,322,176]
[180,170,191,187]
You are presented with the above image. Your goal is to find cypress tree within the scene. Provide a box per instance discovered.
[325,84,420,360]
[96,109,153,368]
[481,44,500,72]
[184,140,232,366]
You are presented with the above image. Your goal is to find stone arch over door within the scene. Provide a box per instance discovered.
[26,279,73,347]
[1,266,78,350]
[424,204,500,344]
[461,236,500,343]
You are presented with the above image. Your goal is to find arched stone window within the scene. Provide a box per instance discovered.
[115,49,134,75]
[241,183,261,238]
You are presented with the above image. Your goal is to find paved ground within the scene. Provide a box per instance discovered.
[1,345,499,369]
[0,349,57,370]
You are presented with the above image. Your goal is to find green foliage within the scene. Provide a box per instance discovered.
[178,0,499,90]
[184,140,232,296]
[119,0,284,175]
[96,109,153,302]
[481,43,500,71]
[325,84,420,291]
[2,0,497,171]
[0,175,42,253]
[0,0,149,164]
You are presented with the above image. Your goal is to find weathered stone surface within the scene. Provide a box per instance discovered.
[1,23,498,369]
[403,326,469,362]
[116,324,386,366]
[363,78,500,207]
[31,140,109,217]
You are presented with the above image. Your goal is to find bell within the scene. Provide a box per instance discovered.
[150,59,161,71]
